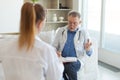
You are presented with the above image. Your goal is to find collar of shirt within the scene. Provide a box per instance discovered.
[35,35,41,41]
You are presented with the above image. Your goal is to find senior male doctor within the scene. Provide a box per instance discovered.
[53,11,93,80]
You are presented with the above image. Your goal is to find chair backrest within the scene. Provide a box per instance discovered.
[78,37,99,80]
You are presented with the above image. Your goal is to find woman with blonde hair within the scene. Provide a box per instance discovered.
[0,2,63,80]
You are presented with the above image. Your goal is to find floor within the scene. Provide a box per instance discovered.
[98,61,120,80]
[0,61,120,80]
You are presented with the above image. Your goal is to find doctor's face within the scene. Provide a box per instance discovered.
[68,16,81,31]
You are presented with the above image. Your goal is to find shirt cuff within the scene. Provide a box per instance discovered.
[86,49,93,56]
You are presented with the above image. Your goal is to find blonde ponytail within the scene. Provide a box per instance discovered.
[18,2,45,51]
[19,2,36,51]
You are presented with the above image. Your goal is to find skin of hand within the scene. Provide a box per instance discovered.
[57,51,62,57]
[84,39,92,51]
[57,51,67,64]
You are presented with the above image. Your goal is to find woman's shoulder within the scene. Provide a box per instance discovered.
[35,39,57,58]
[0,38,18,47]
[0,38,18,56]
[35,38,55,51]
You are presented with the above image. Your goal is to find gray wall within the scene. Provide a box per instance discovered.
[0,0,23,33]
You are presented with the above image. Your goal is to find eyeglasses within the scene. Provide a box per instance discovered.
[68,21,79,26]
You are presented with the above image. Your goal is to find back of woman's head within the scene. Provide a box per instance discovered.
[19,2,45,51]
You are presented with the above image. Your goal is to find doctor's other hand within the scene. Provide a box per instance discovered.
[57,51,62,57]
[84,39,92,51]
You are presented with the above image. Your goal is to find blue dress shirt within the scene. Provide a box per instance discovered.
[62,29,92,57]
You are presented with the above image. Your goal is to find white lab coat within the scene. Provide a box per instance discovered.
[53,25,92,63]
[0,36,64,80]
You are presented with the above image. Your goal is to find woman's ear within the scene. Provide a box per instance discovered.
[36,19,45,32]
[79,20,82,24]
[36,20,42,32]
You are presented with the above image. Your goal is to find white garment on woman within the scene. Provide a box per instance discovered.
[0,36,64,80]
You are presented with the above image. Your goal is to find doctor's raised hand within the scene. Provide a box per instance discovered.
[84,39,92,51]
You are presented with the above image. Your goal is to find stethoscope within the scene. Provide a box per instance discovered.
[61,29,85,56]
[62,29,81,41]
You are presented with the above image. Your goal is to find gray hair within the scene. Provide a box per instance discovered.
[68,11,81,18]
